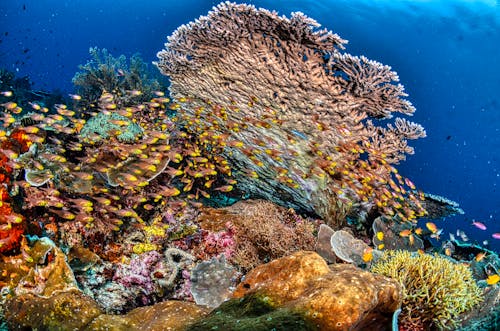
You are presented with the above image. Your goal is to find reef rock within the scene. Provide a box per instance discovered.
[232,250,402,330]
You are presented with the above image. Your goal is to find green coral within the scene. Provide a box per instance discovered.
[80,112,143,143]
[371,250,483,330]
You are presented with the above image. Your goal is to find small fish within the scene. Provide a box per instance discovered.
[52,209,76,220]
[2,101,17,110]
[457,229,469,242]
[404,177,416,190]
[471,220,487,231]
[492,233,500,240]
[127,90,142,96]
[94,197,112,206]
[69,94,82,100]
[376,231,384,241]
[159,186,181,197]
[399,229,412,237]
[115,209,137,218]
[72,172,94,181]
[214,185,233,192]
[1,91,13,97]
[475,252,487,262]
[430,228,443,240]
[362,247,373,263]
[426,222,438,233]
[486,274,500,285]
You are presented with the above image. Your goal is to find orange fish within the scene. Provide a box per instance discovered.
[214,185,233,192]
[362,248,374,263]
[399,229,412,237]
[426,222,438,233]
[487,274,500,286]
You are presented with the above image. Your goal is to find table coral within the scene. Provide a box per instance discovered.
[156,2,427,226]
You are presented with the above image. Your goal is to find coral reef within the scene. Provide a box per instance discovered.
[0,2,493,329]
[156,2,427,226]
[72,47,167,113]
[194,200,317,271]
[371,250,483,330]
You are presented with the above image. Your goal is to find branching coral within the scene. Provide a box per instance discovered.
[371,250,483,330]
[155,2,427,226]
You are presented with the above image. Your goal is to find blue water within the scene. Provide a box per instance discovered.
[1,0,499,249]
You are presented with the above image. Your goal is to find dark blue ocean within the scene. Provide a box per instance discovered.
[1,0,499,250]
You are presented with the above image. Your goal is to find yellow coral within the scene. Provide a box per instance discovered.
[370,250,483,330]
[143,224,167,237]
[132,242,158,255]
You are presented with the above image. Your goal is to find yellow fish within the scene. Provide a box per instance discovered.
[376,231,384,241]
[487,274,500,286]
[362,248,373,263]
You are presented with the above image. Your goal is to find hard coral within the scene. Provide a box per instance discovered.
[156,2,427,226]
[371,250,483,330]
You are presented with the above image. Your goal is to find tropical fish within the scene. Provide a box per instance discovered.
[486,274,500,286]
[214,185,233,192]
[426,222,438,233]
[471,220,487,231]
[362,248,373,263]
[475,252,487,262]
[457,229,469,242]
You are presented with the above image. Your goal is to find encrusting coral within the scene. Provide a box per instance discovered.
[370,249,483,330]
[155,1,427,227]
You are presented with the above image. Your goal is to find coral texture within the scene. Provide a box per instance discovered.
[156,2,427,225]
[195,200,317,271]
[371,250,484,330]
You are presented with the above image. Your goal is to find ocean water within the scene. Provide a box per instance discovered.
[1,0,499,251]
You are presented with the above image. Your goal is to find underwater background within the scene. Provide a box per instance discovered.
[1,1,500,330]
[1,0,499,250]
